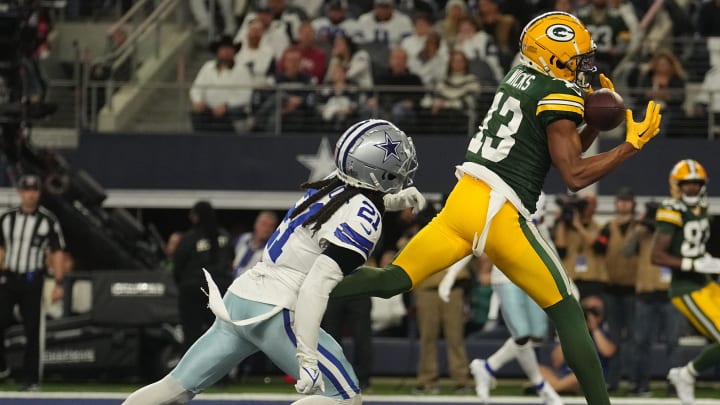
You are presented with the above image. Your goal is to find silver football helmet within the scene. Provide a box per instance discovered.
[334,119,418,194]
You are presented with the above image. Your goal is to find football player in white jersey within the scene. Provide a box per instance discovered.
[121,119,425,405]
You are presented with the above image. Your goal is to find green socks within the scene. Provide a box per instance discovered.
[692,342,720,372]
[546,296,611,405]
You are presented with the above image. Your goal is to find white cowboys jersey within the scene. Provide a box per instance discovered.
[229,186,382,310]
[355,10,413,46]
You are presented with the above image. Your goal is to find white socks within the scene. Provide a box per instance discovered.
[487,337,519,373]
[515,340,543,386]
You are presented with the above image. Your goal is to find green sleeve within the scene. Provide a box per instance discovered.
[330,264,413,300]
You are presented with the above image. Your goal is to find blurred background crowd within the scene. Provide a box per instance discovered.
[7,0,720,138]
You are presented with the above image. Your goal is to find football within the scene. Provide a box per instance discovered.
[583,88,626,131]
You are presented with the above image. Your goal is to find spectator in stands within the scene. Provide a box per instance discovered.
[312,0,359,47]
[279,21,327,83]
[231,211,278,278]
[593,187,639,392]
[577,0,634,74]
[255,48,317,132]
[190,0,236,36]
[173,201,234,352]
[697,0,720,37]
[474,0,522,71]
[553,193,608,300]
[401,12,448,67]
[324,34,374,88]
[234,3,291,59]
[454,16,504,85]
[631,49,686,135]
[87,27,132,114]
[237,0,306,44]
[190,35,253,133]
[692,37,720,135]
[234,19,276,87]
[434,0,469,49]
[289,0,324,19]
[356,0,413,46]
[369,47,424,127]
[420,50,480,133]
[318,63,370,130]
[624,201,682,397]
[407,31,448,89]
[539,295,617,395]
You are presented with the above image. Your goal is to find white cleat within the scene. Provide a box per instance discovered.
[668,367,695,405]
[537,381,564,405]
[469,359,496,403]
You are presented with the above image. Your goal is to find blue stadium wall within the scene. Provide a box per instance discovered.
[60,133,719,196]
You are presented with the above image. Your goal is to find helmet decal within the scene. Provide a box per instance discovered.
[546,24,575,42]
[375,132,402,162]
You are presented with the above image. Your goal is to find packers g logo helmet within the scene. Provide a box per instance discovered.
[669,159,708,207]
[519,11,597,88]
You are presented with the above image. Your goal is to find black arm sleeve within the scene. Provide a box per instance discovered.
[323,242,366,276]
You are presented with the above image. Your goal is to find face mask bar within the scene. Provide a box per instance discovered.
[569,52,597,90]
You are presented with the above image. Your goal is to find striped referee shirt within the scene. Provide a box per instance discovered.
[0,206,65,274]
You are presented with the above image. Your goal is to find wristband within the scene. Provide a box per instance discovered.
[681,257,693,271]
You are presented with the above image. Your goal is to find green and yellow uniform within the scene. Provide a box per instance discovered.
[655,199,720,341]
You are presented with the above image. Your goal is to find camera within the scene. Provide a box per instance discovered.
[640,201,660,231]
[555,194,588,226]
[583,306,602,319]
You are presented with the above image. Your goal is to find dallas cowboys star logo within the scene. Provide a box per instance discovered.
[375,132,401,162]
[297,137,337,182]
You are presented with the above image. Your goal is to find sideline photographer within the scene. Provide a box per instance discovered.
[538,295,616,394]
[623,200,682,396]
[553,192,607,299]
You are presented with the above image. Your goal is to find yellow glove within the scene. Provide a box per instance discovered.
[587,73,615,94]
[625,101,662,150]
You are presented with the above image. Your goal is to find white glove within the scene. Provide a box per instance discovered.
[438,273,454,303]
[683,254,720,274]
[295,364,325,395]
[383,186,426,213]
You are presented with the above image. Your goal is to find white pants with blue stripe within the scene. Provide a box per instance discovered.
[171,294,360,400]
[494,282,549,339]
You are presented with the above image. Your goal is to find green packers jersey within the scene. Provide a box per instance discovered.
[576,6,630,54]
[465,65,584,213]
[655,198,712,297]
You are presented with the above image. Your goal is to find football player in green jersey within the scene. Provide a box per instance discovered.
[330,11,661,405]
[651,159,720,405]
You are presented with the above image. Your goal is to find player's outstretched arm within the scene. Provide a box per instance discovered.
[548,101,661,192]
[330,264,412,300]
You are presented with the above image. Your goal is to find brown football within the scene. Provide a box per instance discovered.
[583,88,626,131]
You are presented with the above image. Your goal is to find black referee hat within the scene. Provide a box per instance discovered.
[17,175,41,190]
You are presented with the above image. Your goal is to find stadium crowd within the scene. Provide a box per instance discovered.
[183,0,720,136]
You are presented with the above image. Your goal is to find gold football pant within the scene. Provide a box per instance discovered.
[393,174,573,309]
[671,282,720,342]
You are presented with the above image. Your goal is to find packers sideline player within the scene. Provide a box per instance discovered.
[330,11,661,405]
[651,159,720,405]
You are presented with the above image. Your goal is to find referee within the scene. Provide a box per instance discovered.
[0,174,66,391]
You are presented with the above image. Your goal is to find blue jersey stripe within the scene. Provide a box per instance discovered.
[282,310,352,399]
[333,224,373,255]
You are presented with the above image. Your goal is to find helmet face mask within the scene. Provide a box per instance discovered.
[669,159,708,207]
[519,11,597,89]
[335,119,418,194]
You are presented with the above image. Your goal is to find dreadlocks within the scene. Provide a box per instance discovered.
[291,175,385,233]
